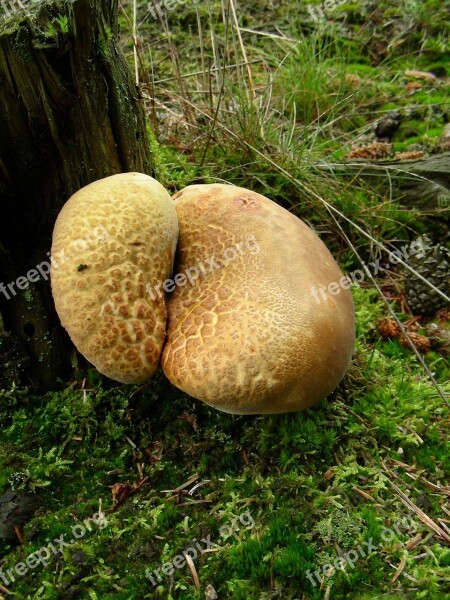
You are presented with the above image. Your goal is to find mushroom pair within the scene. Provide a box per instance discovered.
[51,174,355,414]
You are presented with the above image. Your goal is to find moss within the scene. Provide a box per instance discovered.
[1,287,448,597]
[147,125,205,192]
[96,24,112,59]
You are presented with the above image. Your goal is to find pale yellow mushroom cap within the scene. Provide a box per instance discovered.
[162,183,355,414]
[51,173,179,384]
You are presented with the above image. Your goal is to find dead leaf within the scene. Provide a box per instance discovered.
[323,468,335,482]
[185,553,200,588]
[406,81,422,93]
[345,73,359,87]
[110,482,133,504]
[205,584,218,599]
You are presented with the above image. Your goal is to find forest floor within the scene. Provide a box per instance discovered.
[1,1,449,599]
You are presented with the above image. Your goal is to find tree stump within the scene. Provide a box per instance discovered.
[0,0,152,388]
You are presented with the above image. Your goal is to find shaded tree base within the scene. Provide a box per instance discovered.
[0,0,152,388]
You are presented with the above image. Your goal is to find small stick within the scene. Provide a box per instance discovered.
[405,533,423,551]
[162,474,199,494]
[391,554,407,583]
[352,486,377,503]
[14,526,24,544]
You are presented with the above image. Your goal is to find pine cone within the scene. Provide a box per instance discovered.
[404,235,450,316]
[400,332,431,353]
[393,151,426,161]
[406,81,422,93]
[347,141,392,160]
[378,319,401,339]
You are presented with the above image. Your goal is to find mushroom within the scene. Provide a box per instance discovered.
[51,177,355,414]
[161,184,355,414]
[50,173,179,384]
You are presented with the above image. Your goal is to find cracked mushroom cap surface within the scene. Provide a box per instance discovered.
[51,173,178,384]
[162,183,355,414]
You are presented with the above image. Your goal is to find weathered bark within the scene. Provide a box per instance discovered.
[317,152,450,211]
[0,487,42,542]
[0,0,152,388]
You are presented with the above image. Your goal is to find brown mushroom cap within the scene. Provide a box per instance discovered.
[51,173,178,384]
[162,183,355,414]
